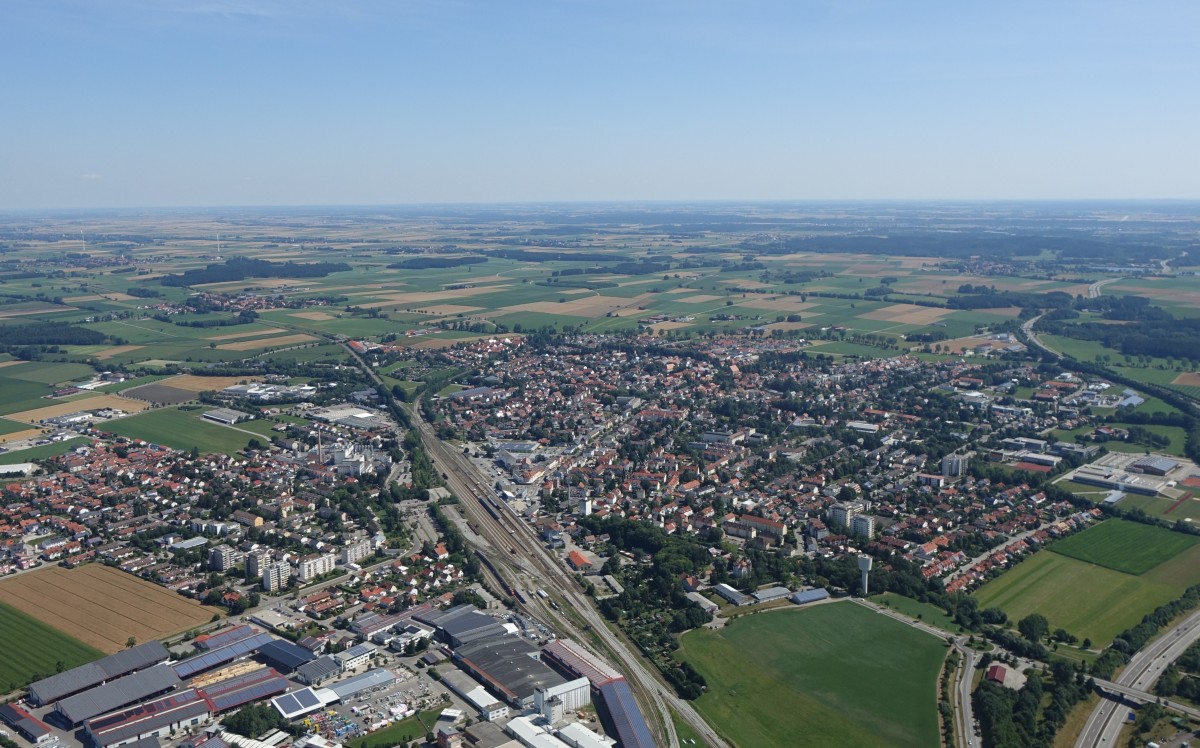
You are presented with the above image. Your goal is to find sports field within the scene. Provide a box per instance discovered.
[678,602,945,748]
[0,564,211,652]
[1049,519,1199,575]
[0,601,104,691]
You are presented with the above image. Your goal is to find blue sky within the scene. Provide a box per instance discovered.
[2,0,1198,208]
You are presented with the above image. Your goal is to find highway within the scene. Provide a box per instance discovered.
[1075,608,1200,747]
[401,394,728,748]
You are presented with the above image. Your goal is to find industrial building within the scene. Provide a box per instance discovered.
[172,632,276,680]
[438,670,510,722]
[684,591,718,615]
[326,668,397,702]
[712,583,751,607]
[534,678,591,713]
[57,665,182,726]
[257,640,316,673]
[750,586,791,605]
[416,604,515,647]
[29,641,170,706]
[453,638,568,709]
[0,704,54,744]
[540,640,623,691]
[295,656,340,686]
[83,689,211,748]
[334,643,375,672]
[596,680,654,748]
[790,588,831,606]
[198,668,289,714]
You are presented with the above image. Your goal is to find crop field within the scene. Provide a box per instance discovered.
[1117,493,1200,523]
[678,602,945,748]
[0,601,105,691]
[0,564,211,653]
[1049,519,1199,575]
[974,541,1200,646]
[101,407,258,454]
[5,394,150,424]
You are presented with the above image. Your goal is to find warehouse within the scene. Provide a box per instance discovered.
[29,641,170,706]
[295,656,340,686]
[0,703,54,744]
[57,665,182,727]
[790,588,831,606]
[257,640,316,673]
[453,638,568,709]
[326,668,397,702]
[416,604,514,648]
[84,689,212,748]
[712,583,751,607]
[751,586,791,604]
[438,670,510,722]
[197,668,289,714]
[685,592,718,615]
[270,688,330,721]
[172,632,277,680]
[596,680,654,748]
[540,640,622,691]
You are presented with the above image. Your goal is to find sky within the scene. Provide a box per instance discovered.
[1,0,1198,208]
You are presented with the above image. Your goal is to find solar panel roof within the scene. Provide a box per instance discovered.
[599,680,655,748]
[197,625,256,651]
[174,632,276,679]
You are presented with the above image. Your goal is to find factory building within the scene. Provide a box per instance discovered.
[29,641,170,706]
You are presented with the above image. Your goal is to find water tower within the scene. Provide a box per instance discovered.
[857,554,873,596]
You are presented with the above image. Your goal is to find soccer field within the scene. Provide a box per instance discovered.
[678,602,946,748]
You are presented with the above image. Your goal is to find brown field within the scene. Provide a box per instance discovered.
[217,333,317,351]
[937,336,997,354]
[158,375,263,393]
[204,327,287,341]
[503,293,654,318]
[859,304,952,325]
[0,428,46,444]
[972,306,1024,317]
[0,361,27,369]
[121,384,196,405]
[408,335,490,349]
[763,320,817,331]
[0,564,211,653]
[94,344,145,360]
[739,297,821,313]
[7,395,150,424]
[290,311,336,320]
[650,321,693,331]
[1173,372,1200,387]
[0,304,78,318]
[1113,285,1200,306]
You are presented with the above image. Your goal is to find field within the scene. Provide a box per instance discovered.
[4,394,150,424]
[0,437,91,464]
[870,592,960,633]
[1048,519,1199,575]
[101,407,259,454]
[0,564,212,653]
[973,542,1200,645]
[678,602,945,748]
[0,601,105,691]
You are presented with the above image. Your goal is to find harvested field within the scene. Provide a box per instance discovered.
[764,321,816,331]
[1173,372,1200,387]
[290,311,336,320]
[936,336,996,354]
[121,384,196,405]
[504,293,653,317]
[408,336,489,349]
[94,344,144,360]
[217,333,317,350]
[7,395,149,424]
[858,304,951,324]
[650,321,694,331]
[158,375,263,392]
[0,428,45,444]
[376,286,509,305]
[0,564,211,653]
[204,327,287,341]
[0,361,26,369]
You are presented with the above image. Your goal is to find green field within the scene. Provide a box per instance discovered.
[871,592,960,633]
[102,408,256,455]
[0,418,30,436]
[1049,519,1199,575]
[679,602,945,748]
[1117,493,1200,523]
[0,437,91,465]
[345,709,441,748]
[0,601,105,691]
[973,544,1200,646]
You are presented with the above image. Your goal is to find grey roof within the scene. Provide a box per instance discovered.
[85,691,208,748]
[1133,455,1179,473]
[29,640,169,705]
[0,704,52,741]
[57,664,181,725]
[295,656,340,684]
[327,668,397,701]
[453,638,565,705]
[257,639,315,671]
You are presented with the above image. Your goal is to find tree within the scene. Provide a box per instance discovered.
[126,636,137,648]
[1017,613,1049,642]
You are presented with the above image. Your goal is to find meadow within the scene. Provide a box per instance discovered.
[1048,519,1199,575]
[101,407,258,454]
[678,602,945,748]
[0,601,105,691]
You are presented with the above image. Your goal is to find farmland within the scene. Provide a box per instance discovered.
[0,564,212,652]
[1048,519,1199,575]
[678,602,945,748]
[0,601,105,691]
[100,406,259,454]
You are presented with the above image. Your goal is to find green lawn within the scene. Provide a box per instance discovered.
[346,709,441,748]
[1117,493,1200,523]
[0,601,105,691]
[1049,519,1199,575]
[102,408,255,455]
[972,547,1200,646]
[679,602,946,748]
[871,592,961,633]
[0,437,91,465]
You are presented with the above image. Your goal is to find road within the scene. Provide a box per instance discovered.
[1020,314,1060,358]
[942,524,1044,583]
[409,402,729,748]
[1075,608,1200,747]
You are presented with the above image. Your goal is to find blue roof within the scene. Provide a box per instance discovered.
[197,625,257,651]
[201,671,288,712]
[598,680,655,748]
[258,639,316,671]
[173,632,276,679]
[790,588,830,605]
